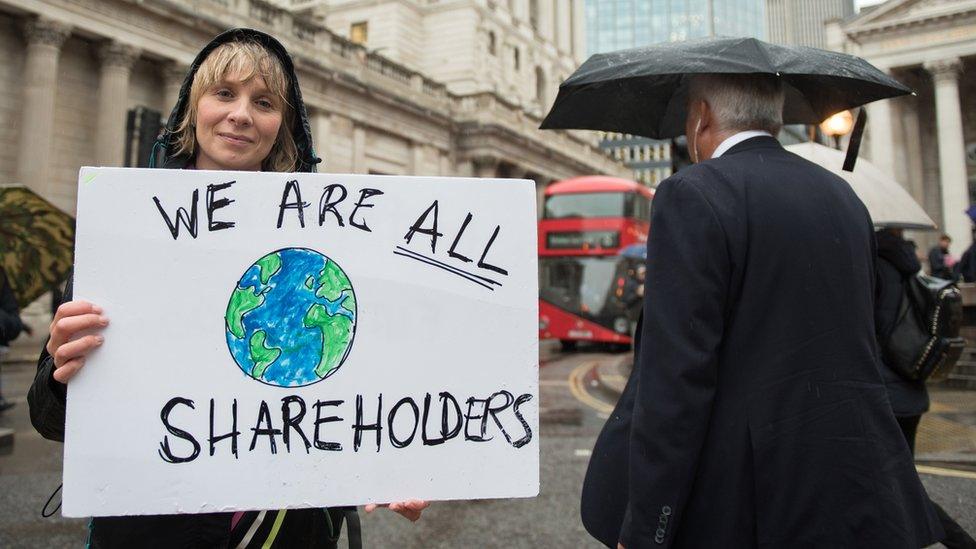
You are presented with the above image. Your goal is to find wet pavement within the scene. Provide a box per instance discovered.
[2,346,975,548]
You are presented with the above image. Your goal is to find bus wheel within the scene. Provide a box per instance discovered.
[560,340,578,352]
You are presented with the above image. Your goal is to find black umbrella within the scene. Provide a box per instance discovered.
[540,37,911,169]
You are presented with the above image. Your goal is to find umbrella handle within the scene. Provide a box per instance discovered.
[842,108,868,172]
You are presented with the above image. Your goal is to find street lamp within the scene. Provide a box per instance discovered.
[820,110,855,150]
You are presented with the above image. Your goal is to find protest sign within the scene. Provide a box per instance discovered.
[63,167,539,517]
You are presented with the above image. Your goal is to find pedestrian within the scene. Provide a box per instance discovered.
[27,28,426,548]
[875,228,976,548]
[929,233,956,280]
[0,266,31,412]
[580,74,943,548]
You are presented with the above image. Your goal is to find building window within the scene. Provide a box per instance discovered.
[488,31,497,55]
[530,0,539,30]
[535,66,546,105]
[350,21,368,45]
[125,106,162,168]
[513,47,520,71]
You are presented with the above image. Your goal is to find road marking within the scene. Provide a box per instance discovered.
[568,362,615,414]
[916,464,976,480]
[574,449,592,458]
[540,379,570,386]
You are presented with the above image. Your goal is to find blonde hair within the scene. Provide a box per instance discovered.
[173,39,298,172]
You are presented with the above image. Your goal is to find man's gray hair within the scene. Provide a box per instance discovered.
[688,74,785,135]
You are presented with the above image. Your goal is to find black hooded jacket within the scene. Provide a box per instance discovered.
[874,230,929,417]
[28,29,342,549]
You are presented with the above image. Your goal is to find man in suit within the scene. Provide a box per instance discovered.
[580,74,944,548]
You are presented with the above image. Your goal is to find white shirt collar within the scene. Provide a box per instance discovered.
[711,130,773,159]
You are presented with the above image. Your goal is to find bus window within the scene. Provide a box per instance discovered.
[543,192,626,219]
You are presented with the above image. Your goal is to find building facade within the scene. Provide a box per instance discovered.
[2,0,628,358]
[828,0,976,252]
[585,0,767,56]
[292,0,586,118]
[766,0,854,49]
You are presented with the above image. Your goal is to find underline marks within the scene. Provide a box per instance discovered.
[393,246,502,291]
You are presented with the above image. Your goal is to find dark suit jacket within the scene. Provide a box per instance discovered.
[581,136,943,548]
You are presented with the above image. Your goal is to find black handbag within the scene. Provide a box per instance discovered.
[882,273,965,381]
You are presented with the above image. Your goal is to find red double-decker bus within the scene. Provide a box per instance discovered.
[538,176,653,350]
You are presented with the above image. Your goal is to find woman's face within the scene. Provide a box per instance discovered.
[194,71,283,172]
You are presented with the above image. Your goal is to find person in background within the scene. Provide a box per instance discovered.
[875,228,976,548]
[929,233,956,280]
[27,28,426,548]
[0,266,31,412]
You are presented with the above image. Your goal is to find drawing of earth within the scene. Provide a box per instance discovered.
[224,247,357,387]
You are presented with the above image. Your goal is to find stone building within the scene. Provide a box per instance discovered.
[828,0,976,252]
[291,0,586,118]
[1,0,627,358]
[4,0,625,215]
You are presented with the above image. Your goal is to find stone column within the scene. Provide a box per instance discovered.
[556,2,572,54]
[538,0,554,42]
[352,125,367,173]
[162,61,188,117]
[926,58,971,250]
[410,142,425,175]
[311,109,330,165]
[571,0,586,62]
[898,95,926,208]
[17,18,71,195]
[96,41,140,167]
[439,152,453,176]
[867,97,896,178]
[474,156,498,178]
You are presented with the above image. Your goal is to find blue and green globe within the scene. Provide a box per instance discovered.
[224,247,357,387]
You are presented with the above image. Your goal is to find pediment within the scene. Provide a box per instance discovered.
[850,0,976,29]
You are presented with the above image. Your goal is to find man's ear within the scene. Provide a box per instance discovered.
[698,100,713,132]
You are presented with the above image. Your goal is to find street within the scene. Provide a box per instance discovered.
[2,347,975,548]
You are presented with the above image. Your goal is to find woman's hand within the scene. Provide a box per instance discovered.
[364,499,429,522]
[46,301,109,384]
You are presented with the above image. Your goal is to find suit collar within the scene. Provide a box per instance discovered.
[721,135,783,157]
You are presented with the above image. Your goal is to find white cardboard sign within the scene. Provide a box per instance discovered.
[64,167,539,517]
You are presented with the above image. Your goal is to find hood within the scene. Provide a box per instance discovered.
[876,230,921,276]
[154,28,319,172]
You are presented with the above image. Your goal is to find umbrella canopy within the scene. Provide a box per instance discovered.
[540,36,911,139]
[785,142,936,231]
[0,185,75,308]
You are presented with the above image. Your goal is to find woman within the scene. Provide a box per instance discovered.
[875,228,975,548]
[28,28,426,548]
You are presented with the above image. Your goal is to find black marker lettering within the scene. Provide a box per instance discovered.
[511,393,534,448]
[464,396,492,442]
[404,200,443,253]
[318,184,347,227]
[421,392,462,445]
[158,397,201,463]
[387,397,420,449]
[206,181,236,231]
[349,188,384,232]
[277,180,310,229]
[486,390,515,444]
[313,399,344,451]
[477,225,508,275]
[447,213,475,263]
[352,394,383,453]
[208,398,239,458]
[281,396,312,454]
[153,191,199,240]
[249,400,282,454]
